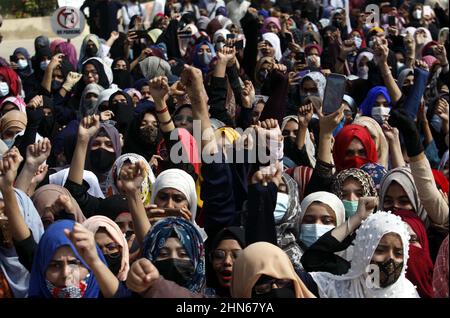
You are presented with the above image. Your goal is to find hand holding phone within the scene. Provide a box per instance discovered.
[322,73,347,115]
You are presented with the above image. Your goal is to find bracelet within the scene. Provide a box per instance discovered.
[156,106,168,114]
[160,118,172,125]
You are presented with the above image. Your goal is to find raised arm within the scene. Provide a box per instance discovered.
[374,38,402,104]
[148,76,175,133]
[41,53,64,93]
[65,223,120,298]
[67,115,100,186]
[382,123,405,168]
[318,106,345,165]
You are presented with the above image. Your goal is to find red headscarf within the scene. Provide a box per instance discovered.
[286,165,313,201]
[431,169,449,196]
[0,66,20,103]
[333,124,378,171]
[394,209,434,298]
[304,44,323,56]
[351,29,367,49]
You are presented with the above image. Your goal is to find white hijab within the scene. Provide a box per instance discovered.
[150,168,197,221]
[262,32,282,62]
[299,191,345,226]
[310,212,420,298]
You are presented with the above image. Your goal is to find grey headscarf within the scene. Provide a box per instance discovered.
[379,167,429,228]
[139,56,173,80]
[397,68,414,88]
[276,173,304,272]
[79,83,104,118]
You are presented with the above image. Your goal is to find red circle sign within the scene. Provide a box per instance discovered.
[57,8,79,29]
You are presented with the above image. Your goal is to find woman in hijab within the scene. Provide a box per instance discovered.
[379,167,447,230]
[299,72,326,102]
[261,32,282,62]
[394,210,434,298]
[123,107,160,161]
[231,242,315,298]
[83,215,130,281]
[298,192,346,251]
[354,51,374,80]
[112,58,133,90]
[331,168,377,219]
[0,66,20,104]
[0,110,27,150]
[139,56,175,81]
[11,48,35,97]
[433,235,449,298]
[310,212,419,298]
[333,124,378,172]
[359,86,392,125]
[31,185,85,228]
[261,17,281,35]
[0,187,44,298]
[28,220,107,298]
[54,41,78,70]
[192,41,217,78]
[129,217,207,296]
[79,83,104,119]
[79,57,113,92]
[353,116,389,168]
[0,96,26,115]
[78,34,105,71]
[103,90,135,134]
[205,227,245,297]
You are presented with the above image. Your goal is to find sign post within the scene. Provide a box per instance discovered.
[51,6,86,39]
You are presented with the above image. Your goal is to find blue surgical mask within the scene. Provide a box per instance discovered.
[40,60,50,71]
[3,139,15,149]
[299,224,335,248]
[342,199,359,219]
[274,192,290,222]
[17,59,29,70]
[0,82,10,97]
[51,79,62,91]
[199,52,213,66]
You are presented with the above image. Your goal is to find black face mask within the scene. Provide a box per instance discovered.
[373,258,403,288]
[54,210,76,222]
[51,80,62,92]
[139,126,159,144]
[112,70,132,89]
[104,252,122,276]
[90,148,116,174]
[86,46,98,57]
[252,286,296,298]
[153,258,195,287]
[401,85,412,97]
[38,115,55,138]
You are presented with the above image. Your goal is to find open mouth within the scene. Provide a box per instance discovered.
[220,270,232,282]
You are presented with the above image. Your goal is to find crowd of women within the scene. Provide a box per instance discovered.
[0,0,448,298]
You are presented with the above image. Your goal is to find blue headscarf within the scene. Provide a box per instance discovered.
[142,217,205,293]
[360,162,388,192]
[13,47,34,77]
[28,220,106,298]
[359,86,391,116]
[0,188,44,298]
[192,41,216,75]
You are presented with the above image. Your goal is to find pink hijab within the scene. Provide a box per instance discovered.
[83,215,130,281]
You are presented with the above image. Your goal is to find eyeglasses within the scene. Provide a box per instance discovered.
[212,249,242,261]
[253,279,293,295]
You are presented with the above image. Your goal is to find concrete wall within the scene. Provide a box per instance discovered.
[1,16,88,40]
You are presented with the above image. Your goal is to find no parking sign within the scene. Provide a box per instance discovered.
[51,6,86,39]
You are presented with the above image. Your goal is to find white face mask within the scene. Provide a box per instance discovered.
[413,10,423,20]
[40,60,50,71]
[0,82,10,97]
[353,36,362,49]
[274,192,289,222]
[306,55,321,68]
[17,59,29,70]
[371,106,391,124]
[397,61,405,70]
[299,224,335,248]
[357,65,369,79]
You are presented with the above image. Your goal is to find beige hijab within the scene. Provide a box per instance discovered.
[353,116,389,168]
[231,242,316,298]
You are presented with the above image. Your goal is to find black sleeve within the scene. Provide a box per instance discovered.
[207,76,234,126]
[304,159,334,196]
[241,12,259,82]
[301,230,353,275]
[236,106,253,130]
[64,179,103,218]
[17,108,43,159]
[296,270,320,298]
[13,233,37,272]
[156,19,181,59]
[226,64,243,110]
[284,143,313,168]
[245,182,278,246]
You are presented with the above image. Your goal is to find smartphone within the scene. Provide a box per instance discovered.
[234,40,244,49]
[295,51,305,64]
[322,73,347,115]
[226,33,237,39]
[388,16,396,27]
[9,55,17,62]
[163,208,183,217]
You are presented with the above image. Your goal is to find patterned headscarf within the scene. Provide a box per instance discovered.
[360,163,388,192]
[300,72,326,100]
[142,217,205,293]
[106,153,156,207]
[331,168,377,200]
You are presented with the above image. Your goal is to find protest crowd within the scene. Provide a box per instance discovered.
[0,0,448,299]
